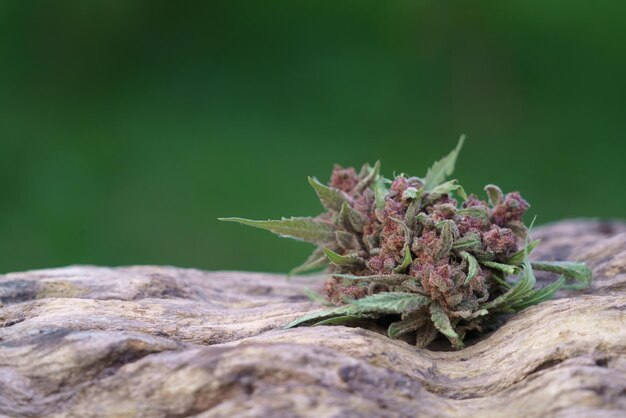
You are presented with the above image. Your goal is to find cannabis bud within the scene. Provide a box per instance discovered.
[220,137,591,349]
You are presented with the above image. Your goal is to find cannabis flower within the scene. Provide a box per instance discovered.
[220,137,591,349]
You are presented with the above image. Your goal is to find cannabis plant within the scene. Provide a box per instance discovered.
[219,137,591,349]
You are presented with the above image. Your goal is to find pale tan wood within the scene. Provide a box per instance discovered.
[1,220,625,417]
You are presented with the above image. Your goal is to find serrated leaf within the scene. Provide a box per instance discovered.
[322,248,364,266]
[288,248,328,277]
[430,302,463,349]
[284,306,358,328]
[452,232,481,251]
[484,184,503,207]
[531,261,592,290]
[308,177,349,211]
[351,292,431,314]
[287,292,431,329]
[460,251,479,284]
[355,161,381,192]
[424,135,465,191]
[218,217,334,244]
[479,260,519,276]
[425,179,467,203]
[387,313,429,339]
[338,202,368,232]
[333,273,413,285]
[506,239,541,265]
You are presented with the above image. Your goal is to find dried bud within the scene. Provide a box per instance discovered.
[221,137,592,349]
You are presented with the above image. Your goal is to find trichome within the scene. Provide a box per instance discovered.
[220,137,591,349]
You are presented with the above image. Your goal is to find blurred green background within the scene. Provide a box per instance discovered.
[1,1,625,274]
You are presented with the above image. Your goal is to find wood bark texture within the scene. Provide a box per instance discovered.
[1,220,626,418]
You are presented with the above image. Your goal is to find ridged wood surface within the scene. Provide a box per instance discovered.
[1,220,625,417]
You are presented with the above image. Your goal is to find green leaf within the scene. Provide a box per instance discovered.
[288,248,328,277]
[364,235,379,252]
[394,247,413,273]
[285,292,431,329]
[335,231,360,251]
[473,248,495,262]
[387,313,428,339]
[530,261,592,289]
[355,160,381,192]
[308,177,349,211]
[513,276,566,310]
[482,250,574,312]
[507,220,529,239]
[449,308,488,320]
[333,273,413,285]
[430,302,463,349]
[338,202,368,232]
[404,189,424,229]
[314,314,380,326]
[482,252,537,312]
[390,218,412,273]
[372,176,389,210]
[218,217,334,245]
[322,248,364,266]
[425,179,467,202]
[415,212,434,228]
[284,306,358,328]
[414,322,439,348]
[452,232,481,251]
[506,239,541,265]
[351,292,431,314]
[491,272,512,289]
[424,135,466,191]
[484,184,503,207]
[400,278,425,293]
[460,251,479,284]
[457,207,490,225]
[479,260,519,276]
[402,187,420,200]
[435,220,454,260]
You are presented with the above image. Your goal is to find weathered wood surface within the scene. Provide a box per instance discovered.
[1,219,626,418]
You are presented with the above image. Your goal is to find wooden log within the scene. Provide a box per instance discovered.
[1,220,625,417]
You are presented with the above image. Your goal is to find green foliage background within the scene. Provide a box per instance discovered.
[1,1,625,273]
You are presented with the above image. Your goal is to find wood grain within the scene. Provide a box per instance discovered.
[1,219,625,417]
